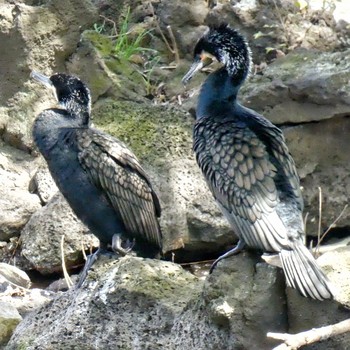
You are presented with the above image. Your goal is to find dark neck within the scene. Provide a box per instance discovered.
[33,108,86,157]
[62,99,90,126]
[196,67,242,119]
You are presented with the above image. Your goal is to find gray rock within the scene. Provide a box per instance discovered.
[0,238,33,273]
[0,142,41,241]
[173,253,287,350]
[0,1,98,150]
[29,164,58,205]
[0,263,31,289]
[284,116,350,236]
[0,275,11,294]
[0,287,56,318]
[0,302,22,346]
[5,257,201,350]
[21,192,99,274]
[240,49,350,124]
[317,246,350,307]
[46,275,80,293]
[0,266,54,315]
[5,247,350,350]
[282,246,350,350]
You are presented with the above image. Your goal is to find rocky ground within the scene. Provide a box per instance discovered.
[1,0,350,349]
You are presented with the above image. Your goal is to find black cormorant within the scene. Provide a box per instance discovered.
[31,72,162,285]
[182,24,333,300]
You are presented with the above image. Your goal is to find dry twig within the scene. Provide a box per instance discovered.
[268,318,350,350]
[99,15,118,38]
[317,186,322,249]
[81,243,87,261]
[318,204,348,248]
[314,187,348,256]
[166,25,180,63]
[60,235,73,289]
[149,4,179,63]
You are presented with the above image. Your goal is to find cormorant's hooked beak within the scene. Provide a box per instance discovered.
[182,59,204,85]
[182,53,215,85]
[30,71,53,89]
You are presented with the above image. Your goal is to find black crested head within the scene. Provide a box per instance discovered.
[50,73,91,112]
[31,71,91,124]
[182,23,251,85]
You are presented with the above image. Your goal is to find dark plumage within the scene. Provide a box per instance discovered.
[31,72,162,283]
[183,24,333,300]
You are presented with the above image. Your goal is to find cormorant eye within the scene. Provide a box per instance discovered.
[200,52,216,67]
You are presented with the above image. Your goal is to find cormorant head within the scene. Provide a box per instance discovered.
[31,72,91,121]
[182,23,251,85]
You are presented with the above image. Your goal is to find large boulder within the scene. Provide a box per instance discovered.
[284,117,350,236]
[20,192,99,274]
[5,257,201,350]
[0,0,98,150]
[5,251,350,350]
[240,49,350,124]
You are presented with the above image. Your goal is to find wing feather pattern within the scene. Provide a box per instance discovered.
[194,116,297,252]
[194,114,334,299]
[76,128,162,249]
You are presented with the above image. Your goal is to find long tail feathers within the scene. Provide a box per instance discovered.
[279,244,334,300]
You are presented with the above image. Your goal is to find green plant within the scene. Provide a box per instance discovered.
[141,56,161,96]
[92,7,161,98]
[114,7,157,60]
[93,22,105,34]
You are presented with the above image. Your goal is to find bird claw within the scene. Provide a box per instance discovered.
[123,238,136,253]
[111,234,135,256]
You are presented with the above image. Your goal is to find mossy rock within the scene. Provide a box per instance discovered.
[83,30,145,86]
[92,99,194,166]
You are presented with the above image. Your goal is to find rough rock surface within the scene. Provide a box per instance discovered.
[0,263,31,289]
[240,49,350,124]
[0,284,55,318]
[0,141,41,241]
[6,252,350,350]
[29,165,58,205]
[173,255,287,350]
[156,0,348,63]
[0,0,98,150]
[21,192,99,274]
[284,117,350,236]
[0,302,22,346]
[6,257,201,350]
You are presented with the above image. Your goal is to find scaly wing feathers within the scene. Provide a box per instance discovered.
[77,128,162,248]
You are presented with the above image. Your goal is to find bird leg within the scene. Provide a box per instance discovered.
[111,234,135,256]
[76,247,103,288]
[209,239,246,274]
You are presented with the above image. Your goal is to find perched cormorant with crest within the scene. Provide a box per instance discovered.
[182,24,333,300]
[31,72,162,285]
